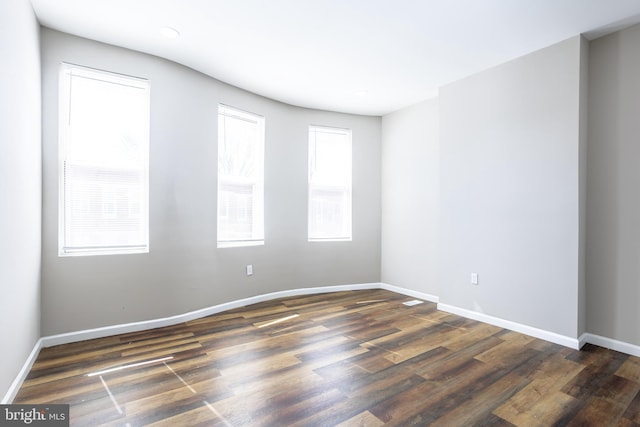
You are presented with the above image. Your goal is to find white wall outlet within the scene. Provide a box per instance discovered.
[471,273,479,285]
[246,264,253,276]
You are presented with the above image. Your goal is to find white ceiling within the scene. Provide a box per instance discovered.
[29,0,640,116]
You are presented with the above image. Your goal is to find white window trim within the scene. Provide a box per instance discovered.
[308,125,353,242]
[217,104,265,248]
[58,63,150,257]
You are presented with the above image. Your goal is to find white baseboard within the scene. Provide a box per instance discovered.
[379,283,439,304]
[41,282,439,348]
[8,282,640,403]
[1,338,43,404]
[4,283,384,403]
[578,332,589,350]
[581,333,640,357]
[41,283,383,348]
[2,282,434,403]
[437,303,581,350]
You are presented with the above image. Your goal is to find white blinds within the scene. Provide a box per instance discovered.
[59,64,150,256]
[308,125,352,241]
[217,105,265,247]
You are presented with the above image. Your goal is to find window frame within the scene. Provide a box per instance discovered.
[58,63,150,257]
[308,125,353,242]
[217,104,265,248]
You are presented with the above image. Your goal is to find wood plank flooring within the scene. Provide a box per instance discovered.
[14,289,640,426]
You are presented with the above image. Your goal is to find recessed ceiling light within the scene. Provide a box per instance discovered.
[355,90,369,97]
[160,26,180,39]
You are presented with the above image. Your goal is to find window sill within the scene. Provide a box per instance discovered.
[59,246,149,257]
[308,238,352,243]
[217,240,264,249]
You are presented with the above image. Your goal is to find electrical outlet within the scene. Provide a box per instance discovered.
[246,265,253,276]
[471,273,479,285]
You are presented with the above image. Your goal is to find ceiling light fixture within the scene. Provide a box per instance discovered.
[160,26,180,39]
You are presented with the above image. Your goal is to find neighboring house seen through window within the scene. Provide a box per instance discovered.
[58,64,150,256]
[217,105,265,247]
[308,125,352,241]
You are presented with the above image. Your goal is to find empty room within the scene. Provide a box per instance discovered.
[3,0,640,425]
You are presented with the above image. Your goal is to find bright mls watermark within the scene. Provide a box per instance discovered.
[0,405,68,426]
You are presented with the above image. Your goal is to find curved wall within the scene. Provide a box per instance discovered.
[40,29,381,335]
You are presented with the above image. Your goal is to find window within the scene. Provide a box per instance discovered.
[308,125,352,241]
[217,105,265,247]
[59,64,150,256]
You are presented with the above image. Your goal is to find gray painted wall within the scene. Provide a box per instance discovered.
[381,99,440,296]
[40,29,381,335]
[587,23,640,346]
[0,0,41,401]
[437,36,585,339]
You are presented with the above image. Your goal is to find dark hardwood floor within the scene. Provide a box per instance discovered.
[14,289,640,426]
